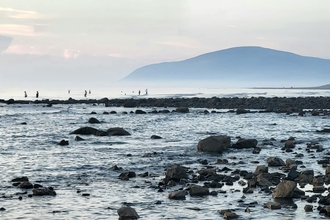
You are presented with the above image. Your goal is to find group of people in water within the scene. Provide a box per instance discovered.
[24,88,148,99]
[24,91,39,98]
[122,89,148,96]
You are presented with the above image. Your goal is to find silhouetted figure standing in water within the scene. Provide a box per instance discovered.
[89,90,91,94]
[145,89,148,95]
[36,91,39,98]
[68,90,70,94]
[84,90,87,97]
[138,90,141,95]
[24,91,27,98]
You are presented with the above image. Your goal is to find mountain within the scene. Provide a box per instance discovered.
[121,46,330,87]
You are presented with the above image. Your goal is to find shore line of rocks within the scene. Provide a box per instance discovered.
[1,96,330,113]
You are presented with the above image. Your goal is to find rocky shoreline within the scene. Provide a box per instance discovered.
[1,96,330,113]
[1,99,330,219]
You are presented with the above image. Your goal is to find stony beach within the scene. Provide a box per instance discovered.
[1,97,330,219]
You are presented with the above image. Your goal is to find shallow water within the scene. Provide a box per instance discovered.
[0,103,330,219]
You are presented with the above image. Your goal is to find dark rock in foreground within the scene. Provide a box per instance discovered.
[197,135,231,153]
[232,138,258,149]
[272,180,297,198]
[117,206,139,219]
[107,127,131,136]
[169,190,186,200]
[70,127,108,136]
[88,117,101,124]
[58,140,69,146]
[33,187,56,196]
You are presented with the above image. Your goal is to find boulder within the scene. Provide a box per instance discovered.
[256,173,274,187]
[304,205,313,212]
[223,211,239,219]
[319,206,330,217]
[219,210,238,219]
[197,135,231,153]
[298,170,314,187]
[232,138,258,149]
[236,108,250,114]
[284,140,295,148]
[58,140,69,146]
[11,176,29,182]
[267,157,285,167]
[168,190,186,200]
[165,164,188,182]
[254,165,268,175]
[117,206,139,219]
[88,117,100,124]
[151,135,162,139]
[18,181,33,189]
[272,180,297,198]
[175,107,189,113]
[326,166,330,175]
[107,127,131,136]
[119,172,136,181]
[287,168,299,181]
[189,185,209,196]
[74,136,85,141]
[135,109,147,114]
[33,187,56,196]
[285,158,297,167]
[264,202,281,210]
[70,127,108,136]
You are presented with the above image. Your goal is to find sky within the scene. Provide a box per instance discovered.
[1,0,330,89]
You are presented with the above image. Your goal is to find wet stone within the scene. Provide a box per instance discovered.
[304,205,313,212]
[264,202,281,210]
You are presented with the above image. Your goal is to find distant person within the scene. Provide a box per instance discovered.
[68,90,70,94]
[36,91,39,98]
[84,90,87,97]
[145,89,148,95]
[89,90,91,94]
[24,91,27,98]
[138,90,141,95]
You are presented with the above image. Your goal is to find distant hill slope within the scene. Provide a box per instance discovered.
[121,46,330,87]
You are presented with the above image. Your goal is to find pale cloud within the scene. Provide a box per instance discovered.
[226,24,239,28]
[108,53,124,58]
[0,7,36,14]
[4,44,43,55]
[0,24,35,36]
[63,49,81,59]
[156,41,201,49]
[0,7,46,20]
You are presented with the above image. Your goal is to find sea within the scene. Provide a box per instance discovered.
[0,86,330,219]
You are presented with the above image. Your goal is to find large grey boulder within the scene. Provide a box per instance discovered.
[175,107,189,113]
[168,190,186,200]
[254,165,268,175]
[264,202,281,210]
[189,185,209,196]
[232,138,258,149]
[117,206,139,219]
[107,127,131,136]
[70,127,108,136]
[88,117,100,124]
[272,180,297,198]
[33,187,56,196]
[267,157,286,167]
[165,164,188,181]
[197,135,231,153]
